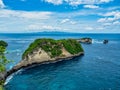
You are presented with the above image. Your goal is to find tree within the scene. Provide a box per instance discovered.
[0,42,10,72]
[0,41,8,48]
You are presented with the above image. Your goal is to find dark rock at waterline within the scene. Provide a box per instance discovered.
[103,40,109,44]
[77,38,92,44]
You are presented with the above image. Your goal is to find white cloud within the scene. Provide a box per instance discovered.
[0,0,5,8]
[97,11,120,26]
[0,9,102,33]
[100,0,113,3]
[0,9,52,19]
[98,17,116,22]
[98,11,120,26]
[113,21,120,25]
[85,26,93,30]
[97,27,104,30]
[70,21,76,24]
[97,18,106,22]
[101,11,120,21]
[84,5,99,9]
[103,23,112,26]
[84,26,105,31]
[44,0,62,5]
[61,18,77,24]
[61,19,70,23]
[0,5,119,33]
[26,24,62,30]
[102,21,120,26]
[103,11,120,17]
[43,0,113,6]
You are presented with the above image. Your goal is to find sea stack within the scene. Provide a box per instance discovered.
[103,40,109,44]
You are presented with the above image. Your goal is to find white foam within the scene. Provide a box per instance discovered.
[17,53,20,56]
[15,40,31,43]
[8,49,21,53]
[4,69,23,85]
[4,75,13,85]
[92,39,103,44]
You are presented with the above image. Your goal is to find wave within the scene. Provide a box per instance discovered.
[4,69,23,85]
[96,56,103,60]
[8,49,21,53]
[4,75,13,85]
[2,38,33,44]
[2,38,33,41]
[93,39,119,44]
[15,40,30,43]
[109,41,119,44]
[92,39,103,44]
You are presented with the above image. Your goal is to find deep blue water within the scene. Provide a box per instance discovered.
[0,33,120,90]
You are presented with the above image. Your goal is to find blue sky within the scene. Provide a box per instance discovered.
[0,0,120,33]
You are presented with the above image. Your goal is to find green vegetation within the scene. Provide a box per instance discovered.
[22,39,62,58]
[61,39,84,54]
[0,41,8,48]
[0,41,10,72]
[0,80,4,87]
[0,41,10,87]
[23,38,84,59]
[0,85,4,90]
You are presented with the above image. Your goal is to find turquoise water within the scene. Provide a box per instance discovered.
[0,33,120,90]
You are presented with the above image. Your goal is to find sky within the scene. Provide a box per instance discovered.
[0,0,120,33]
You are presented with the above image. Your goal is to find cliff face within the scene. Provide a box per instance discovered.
[10,47,83,73]
[22,47,82,64]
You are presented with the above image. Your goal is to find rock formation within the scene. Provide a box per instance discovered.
[103,40,109,44]
[77,38,92,44]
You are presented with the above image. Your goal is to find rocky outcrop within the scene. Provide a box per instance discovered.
[103,40,108,44]
[77,38,92,44]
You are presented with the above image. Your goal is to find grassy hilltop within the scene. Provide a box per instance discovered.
[23,38,84,59]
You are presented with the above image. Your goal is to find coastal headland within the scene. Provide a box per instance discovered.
[0,38,87,85]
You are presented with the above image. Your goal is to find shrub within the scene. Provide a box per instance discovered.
[62,39,84,54]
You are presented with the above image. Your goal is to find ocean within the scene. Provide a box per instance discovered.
[0,33,120,90]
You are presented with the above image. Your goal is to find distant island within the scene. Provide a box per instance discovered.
[0,38,84,86]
